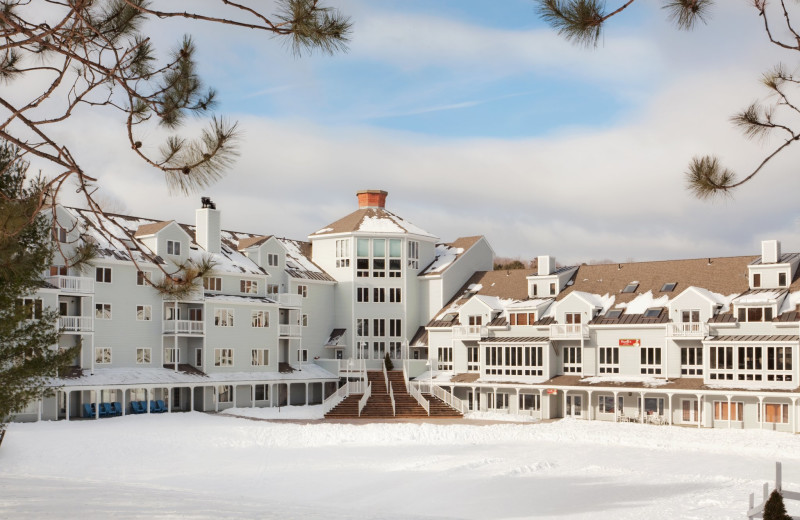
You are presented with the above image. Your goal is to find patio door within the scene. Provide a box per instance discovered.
[681,399,698,423]
[566,395,582,417]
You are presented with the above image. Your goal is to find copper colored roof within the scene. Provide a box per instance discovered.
[709,312,737,323]
[539,375,800,393]
[591,309,669,325]
[707,335,799,342]
[480,336,549,343]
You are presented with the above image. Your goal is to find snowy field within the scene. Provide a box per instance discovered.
[3,411,800,519]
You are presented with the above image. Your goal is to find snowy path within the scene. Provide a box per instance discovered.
[2,413,800,519]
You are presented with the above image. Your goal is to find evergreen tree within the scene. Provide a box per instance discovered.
[764,489,792,520]
[384,352,394,371]
[0,142,80,432]
[534,0,800,199]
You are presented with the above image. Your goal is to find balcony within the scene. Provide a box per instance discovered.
[59,316,93,333]
[47,275,94,294]
[276,293,303,308]
[667,322,707,338]
[452,325,487,340]
[279,324,302,337]
[549,324,589,340]
[163,320,205,335]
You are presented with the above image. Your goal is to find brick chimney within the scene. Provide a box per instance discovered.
[357,190,388,209]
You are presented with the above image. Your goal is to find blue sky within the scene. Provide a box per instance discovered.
[35,1,800,264]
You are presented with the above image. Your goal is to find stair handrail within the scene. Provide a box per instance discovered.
[388,382,396,416]
[431,384,468,414]
[382,360,389,393]
[357,382,372,417]
[321,381,350,415]
[408,381,430,416]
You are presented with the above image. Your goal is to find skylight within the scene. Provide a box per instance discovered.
[643,308,662,318]
[622,282,639,293]
[605,309,622,319]
[660,282,677,292]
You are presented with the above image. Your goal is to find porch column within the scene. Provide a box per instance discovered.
[232,385,237,408]
[146,388,151,414]
[613,391,619,422]
[252,385,256,408]
[639,392,645,424]
[95,390,100,419]
[37,399,42,422]
[121,389,126,416]
[65,391,70,421]
[667,393,673,425]
[190,387,195,412]
[758,396,764,429]
[726,395,732,429]
[792,397,798,434]
[472,386,478,411]
[168,388,173,413]
[514,388,520,414]
[305,383,309,405]
[493,387,498,410]
[696,394,702,428]
[563,390,568,418]
[587,390,593,421]
[215,386,219,413]
[538,388,544,420]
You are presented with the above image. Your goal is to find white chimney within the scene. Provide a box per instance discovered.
[762,239,780,264]
[538,255,556,276]
[196,197,221,254]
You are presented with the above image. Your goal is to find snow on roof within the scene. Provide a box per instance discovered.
[569,291,615,313]
[277,238,335,282]
[579,375,669,387]
[421,244,464,275]
[203,293,277,305]
[779,291,800,315]
[505,298,553,310]
[690,287,739,313]
[733,290,786,305]
[615,291,669,314]
[309,208,437,239]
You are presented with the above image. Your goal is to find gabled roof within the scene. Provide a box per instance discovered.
[309,207,436,239]
[420,236,485,276]
[134,220,173,237]
[237,235,272,251]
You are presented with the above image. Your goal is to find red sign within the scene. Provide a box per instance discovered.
[619,339,641,347]
[546,389,558,395]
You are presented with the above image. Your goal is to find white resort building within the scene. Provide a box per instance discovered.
[13,190,800,432]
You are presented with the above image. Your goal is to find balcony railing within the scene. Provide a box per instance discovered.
[451,325,487,340]
[48,275,94,294]
[163,320,205,335]
[549,324,589,339]
[668,322,707,338]
[279,324,302,337]
[59,316,92,332]
[275,293,303,307]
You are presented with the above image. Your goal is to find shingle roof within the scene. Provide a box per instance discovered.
[134,220,173,237]
[237,235,272,251]
[310,208,436,238]
[410,327,428,347]
[420,236,485,276]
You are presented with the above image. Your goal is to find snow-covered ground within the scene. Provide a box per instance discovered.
[2,412,800,519]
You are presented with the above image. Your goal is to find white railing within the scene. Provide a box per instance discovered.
[451,325,487,340]
[358,383,372,417]
[431,385,469,414]
[47,275,94,294]
[339,358,366,376]
[276,293,303,307]
[321,382,350,415]
[279,324,302,336]
[388,382,396,416]
[162,320,204,334]
[668,322,708,337]
[59,316,92,332]
[408,382,430,416]
[549,324,589,339]
[382,360,396,415]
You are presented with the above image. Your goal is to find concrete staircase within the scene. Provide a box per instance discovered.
[324,370,463,419]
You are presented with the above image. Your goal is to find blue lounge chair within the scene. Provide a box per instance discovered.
[111,402,122,416]
[149,400,158,413]
[83,403,96,418]
[131,401,145,414]
[156,400,167,413]
[99,402,113,417]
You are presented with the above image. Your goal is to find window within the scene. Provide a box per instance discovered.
[681,347,703,375]
[660,282,677,292]
[599,347,619,374]
[605,309,622,319]
[469,315,482,326]
[95,347,111,364]
[165,347,180,364]
[467,346,479,372]
[217,385,232,403]
[267,253,279,266]
[738,307,772,322]
[297,285,308,298]
[484,345,543,376]
[95,267,111,283]
[195,349,202,366]
[254,384,269,401]
[408,240,419,269]
[373,318,385,337]
[389,319,402,337]
[357,319,369,337]
[357,341,369,359]
[251,310,269,327]
[681,310,701,333]
[297,349,308,363]
[373,341,386,359]
[643,308,661,318]
[708,345,734,380]
[136,348,151,364]
[714,401,743,421]
[357,287,369,302]
[373,287,385,302]
[17,298,43,320]
[760,403,789,424]
[389,341,402,359]
[267,284,279,295]
[563,346,582,374]
[510,312,536,326]
[389,239,402,277]
[136,305,152,321]
[599,395,623,414]
[50,265,68,277]
[357,239,369,277]
[737,346,763,381]
[301,314,308,327]
[167,240,181,255]
[189,308,202,321]
[519,394,541,411]
[240,280,258,294]
[622,281,638,293]
[372,239,386,277]
[389,288,402,303]
[531,284,538,296]
[214,308,234,327]
[203,277,222,291]
[779,272,788,287]
[564,312,580,332]
[549,283,556,295]
[53,226,67,243]
[251,349,269,366]
[136,270,151,286]
[766,346,793,382]
[438,347,453,370]
[753,273,761,288]
[640,347,662,375]
[335,239,350,268]
[214,348,233,367]
[95,303,112,320]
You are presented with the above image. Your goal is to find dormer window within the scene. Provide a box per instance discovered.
[753,273,761,288]
[509,312,536,325]
[606,309,622,319]
[622,282,638,293]
[779,272,787,287]
[549,283,556,295]
[643,308,661,318]
[531,284,538,296]
[737,307,773,322]
[167,240,181,255]
[660,282,677,292]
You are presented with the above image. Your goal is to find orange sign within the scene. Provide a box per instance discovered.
[546,389,558,395]
[619,339,641,347]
